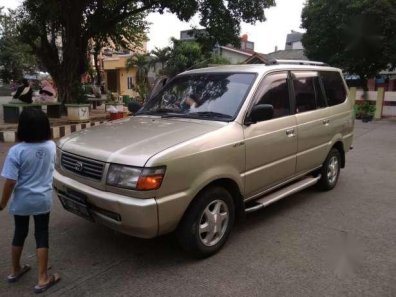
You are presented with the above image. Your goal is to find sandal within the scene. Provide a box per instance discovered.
[7,264,31,283]
[34,273,61,294]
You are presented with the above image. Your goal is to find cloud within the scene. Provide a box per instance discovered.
[1,0,21,10]
[2,0,306,54]
[147,0,306,54]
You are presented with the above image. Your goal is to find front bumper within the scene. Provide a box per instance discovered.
[53,170,158,238]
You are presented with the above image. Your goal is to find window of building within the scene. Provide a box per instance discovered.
[246,42,254,50]
[127,77,134,89]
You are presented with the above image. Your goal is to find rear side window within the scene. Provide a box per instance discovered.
[292,71,326,113]
[321,71,347,106]
[256,72,290,119]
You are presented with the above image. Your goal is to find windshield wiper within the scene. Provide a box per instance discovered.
[187,111,233,120]
[161,113,189,118]
[137,108,181,116]
[138,110,233,121]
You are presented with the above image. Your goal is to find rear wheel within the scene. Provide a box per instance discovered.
[176,186,235,258]
[318,148,341,191]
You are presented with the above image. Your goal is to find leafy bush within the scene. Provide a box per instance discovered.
[361,101,376,116]
[355,101,376,119]
[71,82,87,104]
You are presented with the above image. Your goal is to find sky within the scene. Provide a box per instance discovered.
[1,0,306,54]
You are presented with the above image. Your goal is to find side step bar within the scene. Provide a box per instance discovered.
[245,175,321,213]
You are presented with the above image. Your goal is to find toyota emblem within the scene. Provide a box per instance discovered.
[74,161,84,172]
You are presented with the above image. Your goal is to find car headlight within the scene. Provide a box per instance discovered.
[107,164,166,191]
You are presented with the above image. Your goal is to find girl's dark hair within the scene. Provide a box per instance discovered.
[17,108,51,143]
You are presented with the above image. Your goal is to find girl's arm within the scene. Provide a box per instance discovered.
[0,179,16,211]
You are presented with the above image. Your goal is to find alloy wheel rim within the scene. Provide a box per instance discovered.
[327,156,339,185]
[199,200,229,247]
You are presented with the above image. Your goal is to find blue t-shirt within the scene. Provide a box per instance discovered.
[1,141,56,215]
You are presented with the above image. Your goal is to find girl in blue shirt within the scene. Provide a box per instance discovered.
[0,108,60,294]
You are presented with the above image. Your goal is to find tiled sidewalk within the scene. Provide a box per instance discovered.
[0,96,110,142]
[0,120,107,142]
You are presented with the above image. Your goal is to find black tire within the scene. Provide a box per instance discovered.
[317,148,341,191]
[176,186,235,258]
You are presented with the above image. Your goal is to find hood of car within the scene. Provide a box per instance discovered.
[58,116,225,167]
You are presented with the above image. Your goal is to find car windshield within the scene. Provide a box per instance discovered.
[137,72,256,121]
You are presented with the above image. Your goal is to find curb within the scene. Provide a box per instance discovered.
[0,120,105,143]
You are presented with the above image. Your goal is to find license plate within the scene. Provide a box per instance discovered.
[59,195,94,222]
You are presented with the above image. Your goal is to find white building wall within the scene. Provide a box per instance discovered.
[221,51,251,65]
[383,91,396,117]
[356,90,378,101]
[292,41,304,50]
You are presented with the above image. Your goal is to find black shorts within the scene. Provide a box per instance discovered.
[12,213,50,249]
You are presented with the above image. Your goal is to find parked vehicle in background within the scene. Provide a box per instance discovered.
[54,61,354,257]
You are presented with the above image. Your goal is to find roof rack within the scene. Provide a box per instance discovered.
[266,59,329,66]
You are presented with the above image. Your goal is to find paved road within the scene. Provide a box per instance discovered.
[0,120,395,297]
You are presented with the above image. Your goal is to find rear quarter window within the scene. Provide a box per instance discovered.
[320,71,347,106]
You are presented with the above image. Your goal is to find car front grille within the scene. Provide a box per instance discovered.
[61,152,105,181]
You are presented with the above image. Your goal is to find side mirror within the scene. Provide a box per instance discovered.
[128,101,142,113]
[247,104,274,124]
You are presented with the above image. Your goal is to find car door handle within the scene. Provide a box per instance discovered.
[286,128,296,137]
[322,119,330,126]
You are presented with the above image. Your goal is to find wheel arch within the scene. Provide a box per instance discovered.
[175,178,242,257]
[182,178,245,226]
[332,141,345,168]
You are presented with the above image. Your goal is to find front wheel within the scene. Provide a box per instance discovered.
[176,186,235,258]
[317,148,341,191]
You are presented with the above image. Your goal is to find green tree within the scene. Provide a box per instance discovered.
[301,0,396,88]
[206,54,230,66]
[17,0,276,103]
[151,46,171,73]
[0,7,36,83]
[163,38,230,77]
[126,53,150,100]
[164,39,203,77]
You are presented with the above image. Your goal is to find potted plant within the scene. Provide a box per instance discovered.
[65,83,90,122]
[105,92,124,114]
[353,104,362,119]
[360,100,376,122]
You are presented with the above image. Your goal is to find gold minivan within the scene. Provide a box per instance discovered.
[54,61,354,257]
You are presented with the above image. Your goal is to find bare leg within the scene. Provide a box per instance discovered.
[34,248,60,293]
[37,248,49,286]
[11,245,23,275]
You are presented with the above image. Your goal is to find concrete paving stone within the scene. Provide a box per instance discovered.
[0,120,395,297]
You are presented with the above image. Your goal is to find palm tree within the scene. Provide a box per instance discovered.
[151,47,171,73]
[126,53,150,100]
[126,53,150,84]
